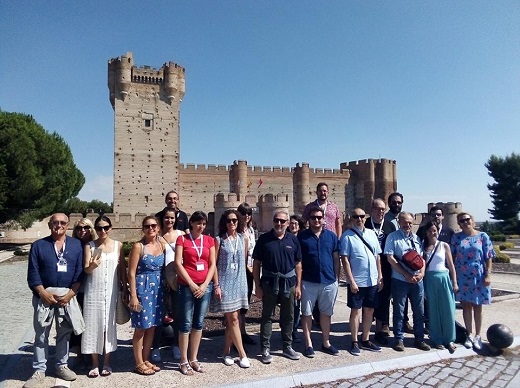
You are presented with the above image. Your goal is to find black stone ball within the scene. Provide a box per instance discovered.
[162,323,175,339]
[487,324,514,349]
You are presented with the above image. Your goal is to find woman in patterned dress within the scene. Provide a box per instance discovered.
[451,212,495,351]
[128,216,165,375]
[210,209,250,368]
[82,215,125,377]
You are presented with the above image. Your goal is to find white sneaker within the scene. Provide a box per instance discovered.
[151,348,161,362]
[473,335,483,350]
[463,335,473,349]
[172,346,181,361]
[23,371,45,388]
[239,357,251,368]
[223,355,234,366]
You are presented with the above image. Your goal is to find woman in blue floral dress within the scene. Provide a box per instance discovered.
[128,216,165,375]
[451,212,495,351]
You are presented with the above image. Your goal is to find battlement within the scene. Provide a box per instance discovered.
[341,158,397,168]
[180,163,229,172]
[309,167,344,175]
[248,165,294,173]
[132,65,164,84]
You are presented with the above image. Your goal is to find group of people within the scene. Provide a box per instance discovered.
[24,185,495,386]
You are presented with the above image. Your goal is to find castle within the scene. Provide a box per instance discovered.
[0,52,463,243]
[106,52,398,236]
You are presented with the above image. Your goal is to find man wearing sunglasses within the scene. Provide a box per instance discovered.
[253,211,302,364]
[340,208,383,356]
[26,213,84,387]
[298,207,340,358]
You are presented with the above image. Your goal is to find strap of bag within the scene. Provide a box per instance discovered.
[349,228,375,256]
[424,241,440,270]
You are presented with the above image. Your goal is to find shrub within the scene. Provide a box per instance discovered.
[499,242,515,250]
[122,241,133,258]
[494,251,511,263]
[490,234,507,242]
[13,249,28,256]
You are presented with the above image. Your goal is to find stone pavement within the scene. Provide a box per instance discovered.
[1,258,519,388]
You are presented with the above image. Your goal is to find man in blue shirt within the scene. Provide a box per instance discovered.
[340,208,383,356]
[298,206,340,358]
[384,212,430,352]
[25,213,83,388]
[253,210,302,364]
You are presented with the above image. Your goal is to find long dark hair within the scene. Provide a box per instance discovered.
[218,209,244,238]
[423,221,439,246]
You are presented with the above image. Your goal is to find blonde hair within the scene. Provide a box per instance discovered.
[72,218,97,241]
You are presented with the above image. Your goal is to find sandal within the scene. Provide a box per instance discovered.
[88,367,99,378]
[189,359,204,373]
[179,362,193,376]
[100,366,112,376]
[134,362,155,376]
[145,361,161,372]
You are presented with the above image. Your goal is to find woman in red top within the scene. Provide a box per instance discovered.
[173,211,216,375]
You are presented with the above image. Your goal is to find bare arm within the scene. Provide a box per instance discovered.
[443,242,458,292]
[127,243,141,311]
[333,251,340,281]
[295,261,302,300]
[341,255,358,293]
[335,217,342,238]
[376,254,383,291]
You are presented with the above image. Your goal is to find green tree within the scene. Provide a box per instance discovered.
[485,153,520,228]
[0,111,85,228]
[60,197,113,216]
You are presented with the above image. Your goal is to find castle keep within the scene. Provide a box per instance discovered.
[108,52,398,234]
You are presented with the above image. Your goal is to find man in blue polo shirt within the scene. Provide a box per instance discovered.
[384,212,430,352]
[298,206,340,358]
[253,210,302,364]
[25,213,83,388]
[340,208,383,356]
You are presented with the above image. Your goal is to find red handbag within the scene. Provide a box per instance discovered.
[402,250,424,271]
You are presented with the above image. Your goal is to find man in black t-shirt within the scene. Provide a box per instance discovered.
[155,190,189,233]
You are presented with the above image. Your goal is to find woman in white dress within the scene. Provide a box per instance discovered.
[81,215,126,377]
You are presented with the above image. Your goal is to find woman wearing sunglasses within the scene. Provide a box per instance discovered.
[128,216,165,375]
[451,212,495,351]
[173,211,216,375]
[82,215,126,377]
[210,209,250,368]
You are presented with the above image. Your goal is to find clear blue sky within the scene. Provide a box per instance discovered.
[1,1,519,221]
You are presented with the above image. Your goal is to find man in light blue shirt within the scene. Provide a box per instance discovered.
[384,212,430,352]
[340,208,383,356]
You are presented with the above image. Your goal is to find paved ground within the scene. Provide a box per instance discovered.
[1,255,519,387]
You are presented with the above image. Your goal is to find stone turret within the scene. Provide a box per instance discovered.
[293,162,310,214]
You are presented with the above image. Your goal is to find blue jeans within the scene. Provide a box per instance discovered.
[391,279,425,341]
[32,296,73,372]
[177,283,213,333]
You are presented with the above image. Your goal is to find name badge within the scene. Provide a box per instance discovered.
[57,258,67,272]
[230,263,237,270]
[196,261,205,271]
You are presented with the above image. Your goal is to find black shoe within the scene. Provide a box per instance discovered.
[242,334,256,345]
[404,322,414,334]
[374,331,389,345]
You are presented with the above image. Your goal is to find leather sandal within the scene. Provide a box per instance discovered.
[134,362,155,375]
[88,367,99,378]
[145,361,160,372]
[189,359,204,373]
[179,362,193,376]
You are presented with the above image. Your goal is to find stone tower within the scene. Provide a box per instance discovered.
[108,52,185,214]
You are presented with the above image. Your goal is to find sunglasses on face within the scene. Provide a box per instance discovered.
[95,225,111,232]
[143,224,158,230]
[75,225,91,231]
[226,218,238,224]
[52,221,68,226]
[310,215,323,221]
[458,218,471,224]
[352,215,366,219]
[273,218,288,224]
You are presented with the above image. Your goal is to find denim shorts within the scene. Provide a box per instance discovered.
[177,283,213,333]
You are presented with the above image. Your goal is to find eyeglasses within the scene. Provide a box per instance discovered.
[226,218,238,224]
[75,225,91,231]
[95,225,111,232]
[52,220,68,226]
[310,215,323,221]
[273,218,288,224]
[352,215,366,219]
[458,218,471,224]
[143,224,158,229]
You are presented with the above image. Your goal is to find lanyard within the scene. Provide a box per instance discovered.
[370,219,384,238]
[189,233,203,259]
[54,241,66,261]
[226,233,238,261]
